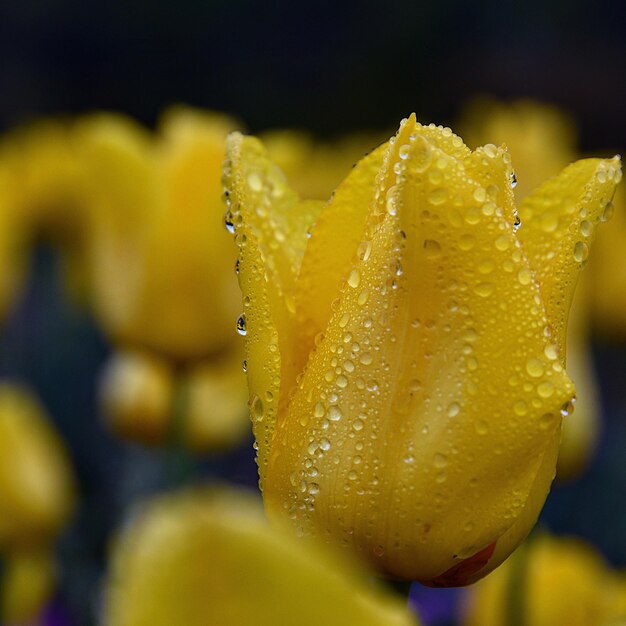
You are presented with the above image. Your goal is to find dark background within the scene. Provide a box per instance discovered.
[1,1,626,624]
[1,0,625,151]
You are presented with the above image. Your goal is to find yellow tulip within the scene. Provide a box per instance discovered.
[182,350,250,452]
[75,106,241,362]
[458,97,577,198]
[1,548,56,625]
[103,487,419,626]
[0,384,76,548]
[463,534,621,626]
[262,129,389,200]
[458,97,605,479]
[0,119,89,299]
[223,114,620,584]
[100,347,250,451]
[589,185,626,339]
[0,191,28,324]
[99,349,174,446]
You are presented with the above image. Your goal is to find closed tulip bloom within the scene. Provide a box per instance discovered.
[75,106,241,362]
[463,535,621,626]
[224,114,620,584]
[103,488,419,626]
[0,384,76,548]
[99,350,174,446]
[0,119,89,299]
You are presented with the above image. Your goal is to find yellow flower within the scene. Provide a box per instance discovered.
[463,534,623,626]
[0,119,88,299]
[223,114,620,584]
[262,128,389,200]
[589,185,626,339]
[0,383,76,547]
[1,548,56,625]
[99,347,249,451]
[0,190,28,324]
[75,106,241,362]
[103,487,419,626]
[458,97,577,198]
[458,97,607,479]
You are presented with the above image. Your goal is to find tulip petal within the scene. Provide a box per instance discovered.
[517,156,621,357]
[223,132,324,485]
[104,488,419,626]
[0,385,76,547]
[265,118,575,582]
[295,142,389,368]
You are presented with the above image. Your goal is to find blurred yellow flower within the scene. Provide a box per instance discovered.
[263,128,389,200]
[589,185,626,340]
[103,487,419,626]
[463,534,625,626]
[0,190,28,324]
[75,106,241,362]
[0,119,89,299]
[458,97,577,198]
[0,384,76,624]
[223,114,620,584]
[458,97,608,479]
[1,548,56,625]
[0,383,76,547]
[100,347,249,451]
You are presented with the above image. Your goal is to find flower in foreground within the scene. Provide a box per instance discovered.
[463,534,626,626]
[103,488,418,626]
[459,97,612,479]
[223,114,620,584]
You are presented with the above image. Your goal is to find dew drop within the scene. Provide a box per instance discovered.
[236,313,247,336]
[473,282,494,298]
[251,395,264,421]
[495,235,510,251]
[526,357,544,378]
[247,171,263,191]
[348,269,361,288]
[447,402,460,417]
[434,453,448,468]
[224,210,235,234]
[328,406,342,421]
[573,241,589,263]
[473,187,487,203]
[537,381,555,398]
[518,268,533,286]
[428,187,448,206]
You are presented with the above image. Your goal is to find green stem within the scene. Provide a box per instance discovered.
[165,373,196,487]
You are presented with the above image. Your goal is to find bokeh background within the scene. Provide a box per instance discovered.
[1,1,626,624]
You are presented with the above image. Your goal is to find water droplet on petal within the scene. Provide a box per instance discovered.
[236,313,247,336]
